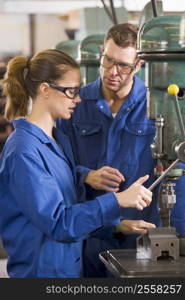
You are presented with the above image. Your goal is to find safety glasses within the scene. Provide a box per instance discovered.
[47,83,80,99]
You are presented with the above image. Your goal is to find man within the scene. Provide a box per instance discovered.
[57,23,185,277]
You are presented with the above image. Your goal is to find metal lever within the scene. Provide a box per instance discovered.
[149,158,180,191]
[168,84,185,141]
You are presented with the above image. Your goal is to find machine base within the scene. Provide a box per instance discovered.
[99,249,185,278]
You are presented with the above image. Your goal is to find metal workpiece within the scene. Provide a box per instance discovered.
[137,227,179,261]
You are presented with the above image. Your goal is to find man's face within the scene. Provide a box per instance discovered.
[100,38,140,93]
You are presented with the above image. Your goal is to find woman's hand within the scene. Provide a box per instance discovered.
[115,175,152,210]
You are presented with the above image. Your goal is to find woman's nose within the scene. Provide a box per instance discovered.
[73,94,81,103]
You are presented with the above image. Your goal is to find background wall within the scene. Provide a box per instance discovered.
[0,13,29,55]
[0,13,68,55]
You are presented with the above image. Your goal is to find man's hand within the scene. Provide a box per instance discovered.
[84,166,125,192]
[115,220,156,235]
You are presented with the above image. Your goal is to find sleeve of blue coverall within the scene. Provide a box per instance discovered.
[75,165,120,240]
[75,164,92,188]
[9,153,121,243]
[171,164,185,234]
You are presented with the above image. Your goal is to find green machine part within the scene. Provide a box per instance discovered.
[137,64,145,82]
[55,40,81,60]
[78,34,105,85]
[137,0,164,82]
[55,35,104,85]
[55,39,86,84]
[137,15,185,162]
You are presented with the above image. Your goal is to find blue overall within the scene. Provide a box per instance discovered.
[57,76,185,277]
[0,120,121,277]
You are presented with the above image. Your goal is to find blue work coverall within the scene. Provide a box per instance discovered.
[57,75,185,277]
[0,120,121,278]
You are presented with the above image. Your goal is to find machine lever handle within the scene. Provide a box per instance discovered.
[168,84,185,141]
[149,158,180,191]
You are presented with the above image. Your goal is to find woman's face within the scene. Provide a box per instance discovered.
[47,68,81,120]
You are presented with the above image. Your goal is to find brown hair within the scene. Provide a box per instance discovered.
[105,23,139,48]
[3,49,79,121]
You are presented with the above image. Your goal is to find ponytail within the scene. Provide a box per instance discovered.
[3,56,30,121]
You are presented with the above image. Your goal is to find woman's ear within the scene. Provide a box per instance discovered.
[38,82,50,98]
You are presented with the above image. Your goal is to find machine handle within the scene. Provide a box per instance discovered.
[149,158,180,191]
[168,84,185,141]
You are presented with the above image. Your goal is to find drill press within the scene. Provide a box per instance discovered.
[99,2,185,277]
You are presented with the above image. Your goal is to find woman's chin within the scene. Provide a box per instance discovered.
[62,113,72,120]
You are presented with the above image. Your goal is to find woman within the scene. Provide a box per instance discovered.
[0,49,152,278]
